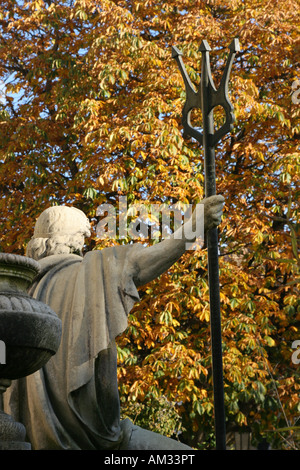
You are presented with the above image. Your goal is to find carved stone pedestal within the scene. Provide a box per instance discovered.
[0,379,31,450]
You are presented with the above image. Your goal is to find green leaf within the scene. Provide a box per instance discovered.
[83,187,97,200]
[264,336,276,347]
[230,298,240,309]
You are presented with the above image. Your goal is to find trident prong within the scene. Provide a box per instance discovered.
[171,46,203,143]
[209,38,240,146]
[173,38,239,451]
[172,39,240,148]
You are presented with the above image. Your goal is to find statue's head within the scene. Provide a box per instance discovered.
[26,206,91,261]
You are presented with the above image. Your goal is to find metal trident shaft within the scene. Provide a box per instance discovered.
[172,38,239,450]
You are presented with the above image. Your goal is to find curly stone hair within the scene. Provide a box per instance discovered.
[26,206,91,261]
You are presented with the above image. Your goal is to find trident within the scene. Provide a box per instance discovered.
[172,38,240,450]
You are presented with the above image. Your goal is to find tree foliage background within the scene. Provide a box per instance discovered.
[0,0,299,449]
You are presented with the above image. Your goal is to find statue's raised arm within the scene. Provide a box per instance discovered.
[131,195,225,287]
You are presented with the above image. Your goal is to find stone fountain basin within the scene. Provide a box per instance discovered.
[0,253,62,380]
[0,307,61,379]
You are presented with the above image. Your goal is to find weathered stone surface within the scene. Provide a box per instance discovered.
[0,253,62,380]
[0,253,40,293]
[0,380,31,450]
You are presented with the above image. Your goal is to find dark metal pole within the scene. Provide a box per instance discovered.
[200,42,226,451]
[172,38,239,450]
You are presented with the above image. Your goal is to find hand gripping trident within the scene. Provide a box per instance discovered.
[172,38,240,450]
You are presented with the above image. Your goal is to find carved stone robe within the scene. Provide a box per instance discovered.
[4,245,143,449]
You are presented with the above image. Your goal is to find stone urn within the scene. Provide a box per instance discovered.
[0,253,62,449]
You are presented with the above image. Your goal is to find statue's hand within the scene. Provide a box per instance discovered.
[202,195,225,231]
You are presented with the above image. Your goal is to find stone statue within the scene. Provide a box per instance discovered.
[3,195,224,450]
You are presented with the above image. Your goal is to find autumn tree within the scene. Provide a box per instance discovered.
[0,0,299,449]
